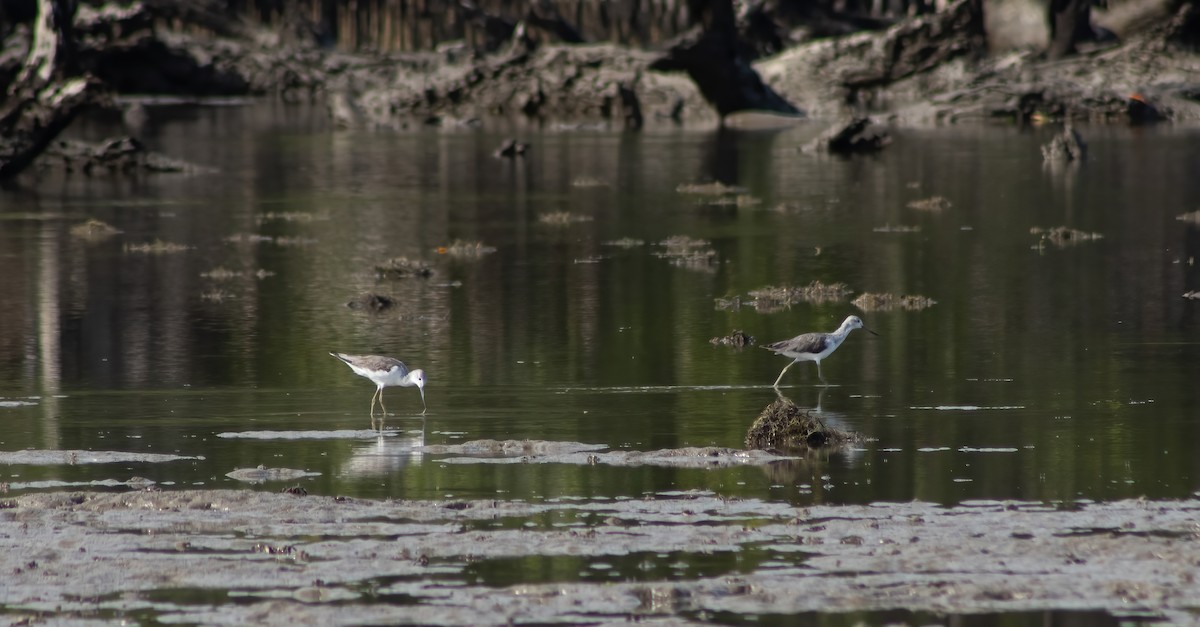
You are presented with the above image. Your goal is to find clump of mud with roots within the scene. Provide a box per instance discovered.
[745,397,861,450]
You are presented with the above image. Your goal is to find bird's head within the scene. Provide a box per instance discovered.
[845,315,879,336]
[409,369,428,412]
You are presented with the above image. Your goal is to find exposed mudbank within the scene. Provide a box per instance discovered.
[19,0,1194,136]
[2,489,1198,624]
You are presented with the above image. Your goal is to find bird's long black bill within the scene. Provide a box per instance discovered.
[866,328,880,336]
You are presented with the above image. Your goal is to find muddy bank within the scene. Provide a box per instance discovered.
[2,489,1198,624]
[9,0,1195,136]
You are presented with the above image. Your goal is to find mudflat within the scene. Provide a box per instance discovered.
[3,489,1197,624]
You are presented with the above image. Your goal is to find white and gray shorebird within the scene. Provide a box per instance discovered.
[330,352,427,416]
[762,315,877,387]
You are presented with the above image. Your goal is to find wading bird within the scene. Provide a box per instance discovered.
[330,352,427,417]
[762,315,877,387]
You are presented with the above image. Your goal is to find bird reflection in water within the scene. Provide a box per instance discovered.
[340,425,426,479]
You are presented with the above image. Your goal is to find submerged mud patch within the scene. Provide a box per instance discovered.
[417,439,606,457]
[1,490,1198,624]
[225,467,321,483]
[715,281,853,312]
[217,430,411,440]
[439,447,797,468]
[851,292,937,311]
[421,440,794,468]
[6,477,157,491]
[0,450,203,465]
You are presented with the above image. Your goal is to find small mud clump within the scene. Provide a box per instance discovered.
[571,176,610,188]
[602,237,645,248]
[435,240,497,258]
[906,196,952,212]
[538,211,594,225]
[1030,226,1103,248]
[1176,210,1200,224]
[803,117,891,154]
[1041,125,1087,162]
[676,181,748,196]
[873,224,921,233]
[710,330,755,347]
[375,256,434,278]
[255,211,328,225]
[346,293,396,311]
[69,219,122,241]
[493,139,529,158]
[654,235,717,269]
[123,240,191,254]
[281,485,308,496]
[745,398,859,450]
[852,292,937,311]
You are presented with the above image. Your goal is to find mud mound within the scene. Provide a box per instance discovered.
[710,330,755,347]
[745,398,860,450]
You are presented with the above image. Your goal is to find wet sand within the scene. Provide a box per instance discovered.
[3,489,1198,624]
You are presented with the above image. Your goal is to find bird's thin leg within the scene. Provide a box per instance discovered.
[816,361,829,386]
[773,361,797,388]
[378,388,387,416]
[368,388,379,430]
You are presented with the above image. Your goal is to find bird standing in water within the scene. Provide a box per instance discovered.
[762,315,877,387]
[330,352,427,417]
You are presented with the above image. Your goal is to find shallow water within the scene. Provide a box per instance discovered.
[2,102,1199,514]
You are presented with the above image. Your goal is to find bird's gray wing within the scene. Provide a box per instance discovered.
[763,332,828,355]
[332,353,409,375]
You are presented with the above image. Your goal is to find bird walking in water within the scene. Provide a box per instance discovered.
[330,352,427,419]
[762,315,877,387]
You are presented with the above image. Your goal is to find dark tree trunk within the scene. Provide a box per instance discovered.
[0,0,97,182]
[11,0,76,89]
[1165,0,1200,48]
[1046,0,1095,59]
[524,1,585,44]
[838,0,986,92]
[650,0,800,119]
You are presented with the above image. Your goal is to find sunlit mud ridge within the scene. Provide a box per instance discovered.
[2,490,1198,624]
